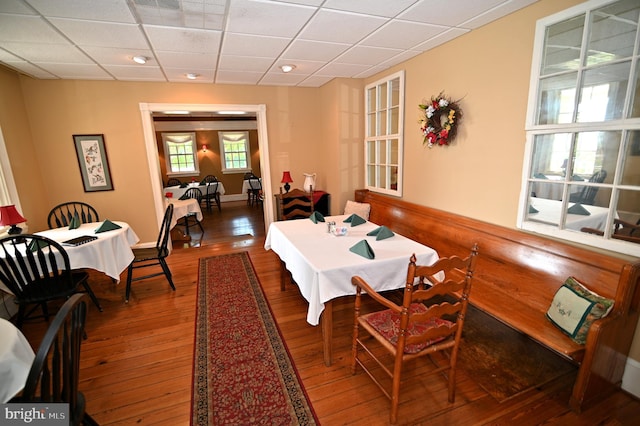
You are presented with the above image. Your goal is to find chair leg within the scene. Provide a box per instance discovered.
[81,281,103,312]
[159,258,176,291]
[125,263,134,303]
[82,412,99,426]
[216,194,221,212]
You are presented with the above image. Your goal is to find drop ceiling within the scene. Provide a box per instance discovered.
[0,0,538,87]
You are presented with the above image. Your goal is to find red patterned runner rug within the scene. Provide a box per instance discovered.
[191,252,318,425]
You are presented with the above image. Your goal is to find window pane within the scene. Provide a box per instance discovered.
[577,62,630,122]
[378,83,387,108]
[631,64,640,118]
[367,87,376,112]
[367,165,376,186]
[571,131,619,182]
[366,141,375,163]
[622,131,640,185]
[537,73,578,124]
[531,133,571,177]
[616,188,640,231]
[379,141,387,164]
[377,110,387,135]
[390,78,399,106]
[389,139,398,164]
[541,15,584,75]
[586,0,639,67]
[389,106,398,134]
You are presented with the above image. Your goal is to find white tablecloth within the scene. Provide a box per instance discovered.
[529,198,611,231]
[264,215,440,325]
[34,221,139,281]
[242,178,261,194]
[0,318,35,403]
[166,198,202,229]
[164,182,226,200]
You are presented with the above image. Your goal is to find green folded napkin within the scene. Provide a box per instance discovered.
[29,238,49,252]
[309,211,325,223]
[366,225,395,241]
[529,204,539,214]
[568,203,590,216]
[534,172,547,179]
[344,214,366,227]
[95,219,122,233]
[68,212,80,230]
[349,239,375,259]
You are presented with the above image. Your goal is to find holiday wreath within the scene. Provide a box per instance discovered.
[419,93,462,148]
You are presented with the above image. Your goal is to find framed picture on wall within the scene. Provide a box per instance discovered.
[73,134,114,192]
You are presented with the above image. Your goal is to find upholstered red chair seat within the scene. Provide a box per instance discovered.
[364,303,453,354]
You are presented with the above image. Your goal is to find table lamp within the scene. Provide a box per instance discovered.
[0,205,26,234]
[281,171,293,193]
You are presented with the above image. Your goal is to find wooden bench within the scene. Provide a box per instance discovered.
[355,189,640,412]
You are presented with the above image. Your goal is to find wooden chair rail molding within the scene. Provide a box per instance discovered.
[354,189,640,412]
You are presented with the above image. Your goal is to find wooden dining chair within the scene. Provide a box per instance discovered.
[0,234,102,328]
[278,186,314,220]
[351,244,479,424]
[177,187,204,235]
[201,175,221,212]
[125,204,175,302]
[10,293,98,425]
[166,177,182,187]
[47,201,99,229]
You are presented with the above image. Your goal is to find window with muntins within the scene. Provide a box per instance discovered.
[162,132,199,177]
[365,70,404,196]
[520,0,640,256]
[219,131,251,173]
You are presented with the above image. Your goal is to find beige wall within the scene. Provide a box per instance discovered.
[1,0,638,362]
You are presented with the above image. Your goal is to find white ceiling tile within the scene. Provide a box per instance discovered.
[0,0,37,14]
[299,9,387,44]
[0,42,92,63]
[0,15,68,43]
[103,64,166,80]
[226,0,315,37]
[362,20,448,49]
[218,55,274,72]
[25,0,136,23]
[0,0,539,86]
[322,0,418,18]
[32,63,114,79]
[2,60,58,78]
[259,72,307,86]
[164,67,215,83]
[399,0,505,27]
[336,46,403,66]
[50,19,149,49]
[315,62,371,78]
[281,40,349,61]
[144,25,221,53]
[156,51,217,68]
[81,46,155,66]
[221,33,289,57]
[215,69,263,85]
[413,28,470,51]
[298,75,333,87]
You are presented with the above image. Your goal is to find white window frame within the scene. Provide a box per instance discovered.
[219,131,251,174]
[518,0,640,257]
[364,70,404,196]
[162,132,199,177]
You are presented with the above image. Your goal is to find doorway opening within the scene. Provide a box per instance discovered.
[139,103,274,236]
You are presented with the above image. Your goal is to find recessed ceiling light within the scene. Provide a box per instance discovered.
[186,73,198,80]
[133,55,147,64]
[280,64,296,73]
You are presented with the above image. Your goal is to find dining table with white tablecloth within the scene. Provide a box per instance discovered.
[165,198,202,229]
[164,181,226,200]
[0,318,35,403]
[264,214,440,365]
[33,221,140,281]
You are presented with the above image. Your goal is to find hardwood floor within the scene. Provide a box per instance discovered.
[19,200,640,425]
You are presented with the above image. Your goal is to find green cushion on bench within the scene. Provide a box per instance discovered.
[546,277,614,345]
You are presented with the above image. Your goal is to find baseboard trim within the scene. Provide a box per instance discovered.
[622,357,640,398]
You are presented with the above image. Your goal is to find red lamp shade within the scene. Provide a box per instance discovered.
[281,171,293,192]
[0,205,26,234]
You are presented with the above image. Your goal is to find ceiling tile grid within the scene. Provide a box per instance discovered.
[0,0,538,87]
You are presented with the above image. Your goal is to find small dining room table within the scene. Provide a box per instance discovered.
[164,197,203,230]
[0,317,35,403]
[33,221,140,281]
[164,181,226,200]
[264,214,440,366]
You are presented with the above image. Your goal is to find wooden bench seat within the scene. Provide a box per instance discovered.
[355,189,640,412]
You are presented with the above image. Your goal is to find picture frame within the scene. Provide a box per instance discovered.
[73,134,114,192]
